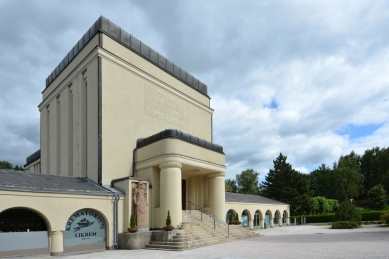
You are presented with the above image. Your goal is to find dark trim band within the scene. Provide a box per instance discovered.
[136,129,224,154]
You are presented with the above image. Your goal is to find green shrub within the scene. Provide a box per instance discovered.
[361,210,384,221]
[235,213,239,221]
[306,214,335,223]
[332,221,360,229]
[166,210,172,226]
[367,184,387,210]
[334,200,361,225]
[380,211,389,225]
[130,214,136,228]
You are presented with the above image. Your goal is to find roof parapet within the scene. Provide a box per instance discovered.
[45,16,208,96]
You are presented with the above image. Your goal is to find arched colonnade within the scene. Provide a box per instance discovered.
[225,206,290,230]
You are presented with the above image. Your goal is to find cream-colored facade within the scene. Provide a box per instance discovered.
[0,189,123,253]
[1,16,289,257]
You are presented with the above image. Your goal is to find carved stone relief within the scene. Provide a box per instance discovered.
[132,182,149,228]
[144,83,191,131]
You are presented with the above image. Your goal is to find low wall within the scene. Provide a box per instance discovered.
[118,231,152,250]
[150,230,175,242]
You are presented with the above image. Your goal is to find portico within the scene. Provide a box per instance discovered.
[134,129,226,228]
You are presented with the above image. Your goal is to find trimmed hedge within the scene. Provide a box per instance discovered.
[332,221,360,229]
[306,214,335,223]
[361,210,384,221]
[306,210,384,223]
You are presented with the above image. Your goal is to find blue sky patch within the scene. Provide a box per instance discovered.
[336,123,383,140]
[263,98,278,109]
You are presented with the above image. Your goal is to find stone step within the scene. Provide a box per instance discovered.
[146,210,260,251]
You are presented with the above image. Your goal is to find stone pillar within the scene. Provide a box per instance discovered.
[50,231,64,256]
[260,218,264,229]
[249,218,253,230]
[270,214,274,228]
[286,217,290,225]
[159,162,182,228]
[207,172,225,220]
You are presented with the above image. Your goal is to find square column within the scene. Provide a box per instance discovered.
[50,231,64,256]
[159,162,182,228]
[207,172,225,220]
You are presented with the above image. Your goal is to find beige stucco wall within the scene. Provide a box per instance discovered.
[100,37,214,184]
[37,32,215,186]
[0,189,124,251]
[39,48,99,181]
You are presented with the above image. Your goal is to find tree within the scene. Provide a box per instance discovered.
[331,151,361,201]
[0,161,13,169]
[334,199,361,224]
[309,196,338,214]
[261,153,313,215]
[310,164,333,198]
[0,160,24,171]
[360,147,389,198]
[367,184,387,210]
[225,179,238,193]
[235,169,259,195]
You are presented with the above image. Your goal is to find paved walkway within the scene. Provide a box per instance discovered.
[31,224,389,259]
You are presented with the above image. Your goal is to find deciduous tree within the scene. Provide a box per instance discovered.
[235,169,259,195]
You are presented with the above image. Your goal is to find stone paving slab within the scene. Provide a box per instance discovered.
[18,224,389,259]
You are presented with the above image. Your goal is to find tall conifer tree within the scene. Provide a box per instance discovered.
[261,153,312,215]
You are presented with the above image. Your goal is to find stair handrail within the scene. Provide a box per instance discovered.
[185,199,229,238]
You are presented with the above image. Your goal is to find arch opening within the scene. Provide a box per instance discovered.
[254,210,263,229]
[226,209,237,223]
[274,210,281,225]
[265,210,272,227]
[0,208,50,256]
[0,208,48,232]
[241,209,251,227]
[282,210,289,224]
[63,208,107,253]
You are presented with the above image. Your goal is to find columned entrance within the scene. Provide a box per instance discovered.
[159,162,182,228]
[182,180,186,210]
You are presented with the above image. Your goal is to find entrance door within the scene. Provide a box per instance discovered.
[181,180,186,210]
[254,213,260,229]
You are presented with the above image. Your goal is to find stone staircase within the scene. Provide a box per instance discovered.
[145,210,260,251]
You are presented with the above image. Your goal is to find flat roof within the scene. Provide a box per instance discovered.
[46,16,208,97]
[225,192,289,205]
[0,169,116,195]
[137,129,224,154]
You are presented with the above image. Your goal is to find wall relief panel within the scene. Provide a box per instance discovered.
[144,83,190,131]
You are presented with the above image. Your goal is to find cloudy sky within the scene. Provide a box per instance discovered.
[1,0,388,181]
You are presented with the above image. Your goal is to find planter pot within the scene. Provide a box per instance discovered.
[128,227,138,233]
[163,225,174,231]
[234,221,241,225]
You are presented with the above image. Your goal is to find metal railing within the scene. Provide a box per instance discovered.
[185,199,229,238]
